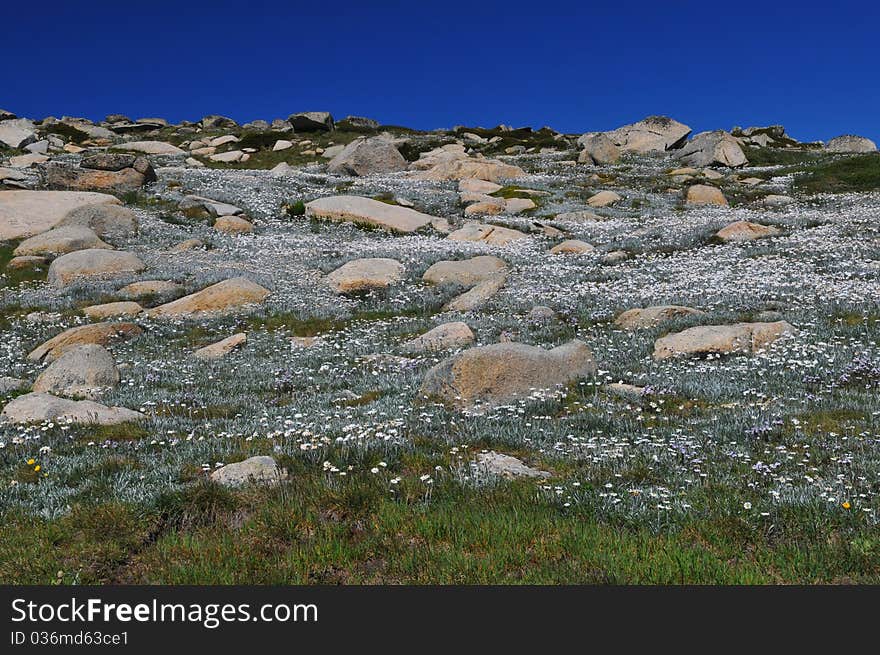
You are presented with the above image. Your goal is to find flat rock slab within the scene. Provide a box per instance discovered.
[0,190,120,241]
[447,223,528,246]
[653,321,797,360]
[28,322,143,363]
[82,301,144,319]
[148,277,270,317]
[420,340,597,409]
[194,333,247,360]
[48,249,145,287]
[111,141,185,155]
[305,195,435,233]
[1,392,144,425]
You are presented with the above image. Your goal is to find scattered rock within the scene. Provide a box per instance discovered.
[401,322,475,353]
[44,159,156,192]
[474,451,551,479]
[56,203,138,242]
[685,184,728,206]
[615,305,705,329]
[419,340,596,408]
[716,220,780,242]
[201,115,238,130]
[194,333,247,360]
[459,179,502,194]
[326,258,404,293]
[653,321,798,360]
[447,222,528,246]
[443,273,507,312]
[180,195,242,217]
[214,215,254,234]
[423,255,507,286]
[587,190,621,208]
[210,456,286,487]
[0,118,37,149]
[549,239,594,254]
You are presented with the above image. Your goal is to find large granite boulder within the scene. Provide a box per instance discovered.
[288,111,334,132]
[305,195,434,233]
[13,225,110,257]
[55,203,138,242]
[327,136,408,176]
[577,133,620,165]
[47,249,145,287]
[32,344,119,399]
[825,135,877,153]
[604,116,692,153]
[148,277,270,317]
[675,130,748,168]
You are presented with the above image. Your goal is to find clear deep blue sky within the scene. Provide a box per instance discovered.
[5,1,878,142]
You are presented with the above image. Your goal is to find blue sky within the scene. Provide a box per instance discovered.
[4,1,878,142]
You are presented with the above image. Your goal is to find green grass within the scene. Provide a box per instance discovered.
[41,122,90,144]
[792,153,880,194]
[0,243,48,289]
[2,473,877,584]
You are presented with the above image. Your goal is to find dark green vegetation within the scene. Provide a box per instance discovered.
[792,153,880,194]
[40,122,90,144]
[741,145,822,167]
[3,471,878,584]
[0,243,47,289]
